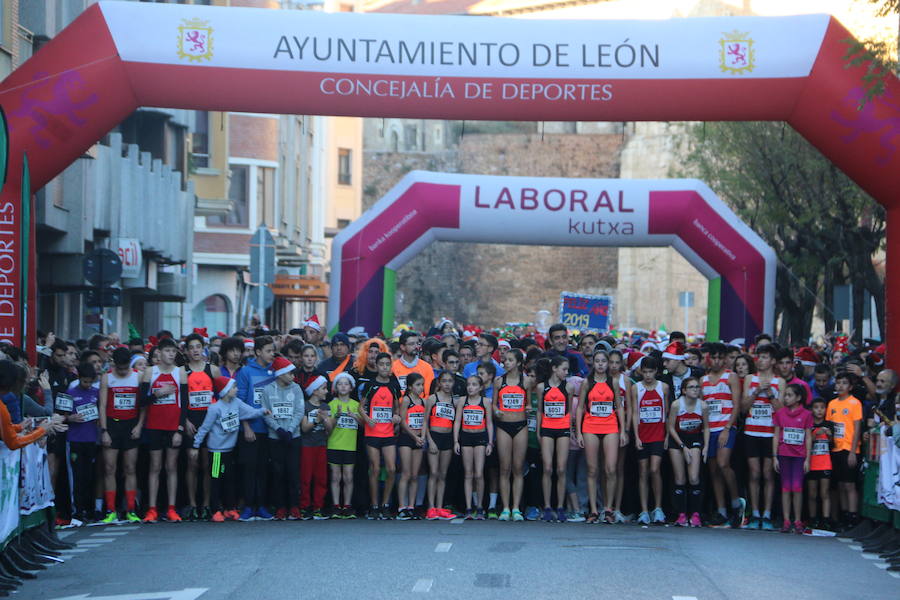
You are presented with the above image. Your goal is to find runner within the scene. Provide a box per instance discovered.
[742,344,783,530]
[397,373,427,521]
[772,383,813,533]
[576,350,624,524]
[183,332,221,521]
[701,342,746,528]
[98,348,143,524]
[260,356,304,521]
[140,337,188,523]
[392,330,434,395]
[666,376,708,527]
[319,332,354,381]
[352,337,390,392]
[454,375,493,520]
[326,373,362,519]
[631,356,669,525]
[66,363,101,523]
[827,371,864,528]
[425,370,458,521]
[807,398,834,530]
[608,349,631,523]
[493,349,533,521]
[218,337,244,379]
[358,352,401,520]
[536,356,575,523]
[300,375,332,519]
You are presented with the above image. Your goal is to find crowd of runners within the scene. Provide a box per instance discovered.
[3,317,896,536]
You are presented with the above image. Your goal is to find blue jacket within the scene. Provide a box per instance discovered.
[234,357,275,434]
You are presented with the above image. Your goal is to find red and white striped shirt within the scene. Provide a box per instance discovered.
[744,375,782,437]
[702,371,734,433]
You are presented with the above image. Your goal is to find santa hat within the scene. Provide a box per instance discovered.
[214,376,236,398]
[193,327,209,342]
[462,330,478,342]
[243,338,255,350]
[640,341,658,355]
[498,339,511,350]
[332,372,356,389]
[272,356,295,377]
[304,375,328,397]
[794,347,819,367]
[662,341,685,361]
[129,354,146,369]
[626,351,646,371]
[304,314,322,332]
[728,338,745,349]
[833,337,850,354]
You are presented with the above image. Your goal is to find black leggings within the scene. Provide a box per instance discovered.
[270,437,301,510]
[69,441,98,515]
[210,451,236,512]
[239,435,269,508]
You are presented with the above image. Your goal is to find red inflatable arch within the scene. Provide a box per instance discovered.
[0,2,897,356]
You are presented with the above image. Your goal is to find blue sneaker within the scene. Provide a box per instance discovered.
[542,507,555,522]
[556,508,567,523]
[524,506,540,521]
[238,507,256,522]
[256,507,274,521]
[745,516,761,530]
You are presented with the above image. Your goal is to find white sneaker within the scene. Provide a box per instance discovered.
[613,510,627,524]
[637,511,651,525]
[651,507,666,524]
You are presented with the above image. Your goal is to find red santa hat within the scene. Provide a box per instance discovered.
[243,338,255,350]
[272,356,296,377]
[498,339,511,350]
[626,351,646,371]
[639,341,658,354]
[662,341,685,361]
[794,347,819,367]
[304,314,322,332]
[304,375,328,397]
[833,337,850,355]
[214,376,236,398]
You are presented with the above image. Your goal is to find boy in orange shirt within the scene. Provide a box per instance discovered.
[826,371,863,528]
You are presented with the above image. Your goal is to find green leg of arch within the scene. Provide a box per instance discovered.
[707,277,721,342]
[382,268,396,337]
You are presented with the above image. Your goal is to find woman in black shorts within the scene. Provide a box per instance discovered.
[454,375,494,520]
[493,349,533,521]
[425,370,458,520]
[666,376,710,528]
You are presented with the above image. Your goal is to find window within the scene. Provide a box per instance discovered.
[257,166,276,226]
[207,164,249,227]
[338,148,352,186]
[192,110,210,169]
[192,294,230,336]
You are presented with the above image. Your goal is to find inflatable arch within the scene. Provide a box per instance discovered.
[327,173,776,340]
[0,2,897,355]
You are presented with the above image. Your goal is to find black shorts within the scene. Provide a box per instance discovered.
[675,432,703,449]
[637,440,665,459]
[831,450,859,483]
[495,420,527,438]
[48,430,67,456]
[807,470,832,481]
[540,427,570,440]
[327,449,356,465]
[397,432,424,449]
[429,430,453,452]
[459,430,488,447]
[186,410,207,430]
[365,436,396,450]
[143,429,180,451]
[743,434,774,458]
[107,418,139,451]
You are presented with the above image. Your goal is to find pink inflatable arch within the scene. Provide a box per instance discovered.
[0,2,896,355]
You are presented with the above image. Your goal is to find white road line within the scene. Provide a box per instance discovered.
[848,544,863,551]
[56,531,75,540]
[862,552,883,560]
[112,525,141,530]
[412,578,434,592]
[75,543,105,547]
[60,548,89,553]
[450,518,465,524]
[91,531,130,536]
[889,572,900,579]
[875,562,889,569]
[434,542,452,553]
[80,537,115,543]
[673,596,699,600]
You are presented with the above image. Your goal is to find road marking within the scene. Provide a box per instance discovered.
[112,526,141,530]
[91,531,130,536]
[673,596,699,600]
[435,542,452,553]
[889,572,900,579]
[875,562,889,569]
[61,548,89,553]
[50,588,209,600]
[862,552,883,560]
[836,537,852,543]
[57,531,75,540]
[80,537,115,543]
[412,578,434,592]
[848,544,863,550]
[451,518,465,524]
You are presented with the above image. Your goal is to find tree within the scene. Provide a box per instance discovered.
[681,122,885,344]
[845,0,899,105]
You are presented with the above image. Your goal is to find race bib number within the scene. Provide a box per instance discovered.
[435,403,455,420]
[501,393,524,410]
[590,401,613,418]
[707,399,722,416]
[640,405,662,423]
[408,413,424,429]
[751,402,772,420]
[76,402,99,422]
[113,392,136,411]
[783,427,804,445]
[337,414,358,430]
[372,406,392,423]
[544,402,565,418]
[153,391,176,406]
[220,412,239,432]
[813,438,829,455]
[397,375,408,391]
[834,422,845,439]
[253,388,263,407]
[527,413,537,432]
[189,391,212,410]
[272,400,293,419]
[55,393,74,412]
[679,417,702,432]
[463,408,484,427]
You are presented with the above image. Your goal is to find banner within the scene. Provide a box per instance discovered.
[877,425,900,511]
[19,443,53,515]
[0,444,20,543]
[559,292,612,332]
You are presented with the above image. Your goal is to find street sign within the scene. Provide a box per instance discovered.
[85,288,122,308]
[83,248,122,286]
[249,225,276,284]
[254,285,274,310]
[559,292,611,332]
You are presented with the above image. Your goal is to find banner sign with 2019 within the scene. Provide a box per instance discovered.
[559,292,611,332]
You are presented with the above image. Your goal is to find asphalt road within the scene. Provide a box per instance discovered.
[19,519,900,600]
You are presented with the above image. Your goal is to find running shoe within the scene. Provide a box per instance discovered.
[289,507,302,520]
[426,507,440,520]
[256,507,275,521]
[730,497,747,529]
[166,507,182,523]
[793,520,804,534]
[200,507,212,521]
[557,508,567,523]
[510,509,523,522]
[476,508,486,521]
[603,510,615,524]
[438,508,457,520]
[381,505,394,520]
[745,516,761,530]
[396,508,412,521]
[781,519,792,533]
[542,507,555,522]
[345,507,358,520]
[612,510,627,524]
[761,517,775,531]
[179,505,195,522]
[464,509,474,520]
[225,510,241,521]
[498,509,511,521]
[524,506,539,521]
[55,516,69,528]
[211,511,226,523]
[567,510,586,523]
[651,508,666,524]
[124,511,141,523]
[330,507,344,520]
[689,513,702,528]
[637,511,651,525]
[707,512,728,528]
[99,511,119,525]
[487,509,499,520]
[238,507,256,522]
[675,513,688,527]
[301,508,314,521]
[275,508,287,521]
[313,509,329,520]
[143,508,159,524]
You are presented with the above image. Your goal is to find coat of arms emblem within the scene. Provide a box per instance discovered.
[719,30,754,75]
[178,18,214,62]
